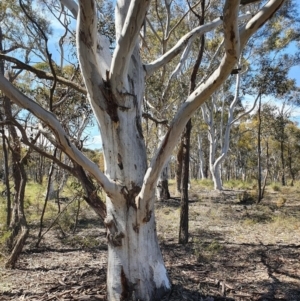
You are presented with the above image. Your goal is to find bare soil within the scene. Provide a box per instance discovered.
[1,187,300,301]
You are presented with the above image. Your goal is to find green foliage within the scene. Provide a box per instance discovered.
[0,230,11,246]
[194,239,223,262]
[62,235,100,249]
[224,179,255,190]
[237,190,257,203]
[271,183,281,192]
[55,200,81,233]
[193,179,214,189]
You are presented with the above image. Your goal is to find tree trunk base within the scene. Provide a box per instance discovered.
[106,201,171,301]
[5,222,29,269]
[156,179,171,201]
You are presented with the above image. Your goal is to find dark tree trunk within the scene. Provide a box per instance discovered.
[74,164,106,222]
[178,119,191,244]
[36,150,57,247]
[179,0,205,244]
[1,125,11,227]
[261,140,269,198]
[175,142,183,195]
[0,27,12,228]
[257,94,262,203]
[287,146,295,186]
[4,95,29,268]
[280,140,285,186]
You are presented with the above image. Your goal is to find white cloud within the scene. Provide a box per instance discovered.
[84,135,103,150]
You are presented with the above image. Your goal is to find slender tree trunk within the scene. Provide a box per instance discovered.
[1,130,11,227]
[261,140,269,199]
[280,139,285,186]
[179,0,205,243]
[197,134,205,179]
[212,165,223,190]
[287,146,295,186]
[74,164,106,222]
[178,119,191,244]
[4,95,29,268]
[36,149,57,247]
[257,94,263,203]
[0,27,12,228]
[175,142,183,195]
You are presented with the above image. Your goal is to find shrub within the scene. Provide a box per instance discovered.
[271,183,281,192]
[276,196,286,208]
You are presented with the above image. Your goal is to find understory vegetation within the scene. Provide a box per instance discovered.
[1,179,300,300]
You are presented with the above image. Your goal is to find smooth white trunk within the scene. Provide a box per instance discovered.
[211,165,223,190]
[106,196,170,300]
[197,134,205,179]
[100,107,171,299]
[0,0,286,299]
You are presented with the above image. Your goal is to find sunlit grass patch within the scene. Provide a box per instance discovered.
[270,182,281,192]
[224,179,255,190]
[194,239,223,262]
[156,206,179,241]
[192,179,214,189]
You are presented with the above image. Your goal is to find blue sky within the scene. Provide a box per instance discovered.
[44,3,300,149]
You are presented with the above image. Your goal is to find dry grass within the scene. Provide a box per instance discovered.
[0,182,300,301]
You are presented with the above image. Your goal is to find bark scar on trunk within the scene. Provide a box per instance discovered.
[105,215,125,246]
[99,73,119,123]
[132,222,140,233]
[121,183,141,210]
[120,267,129,300]
[143,204,152,223]
[117,153,123,170]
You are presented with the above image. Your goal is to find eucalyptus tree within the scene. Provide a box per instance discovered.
[285,122,300,185]
[0,0,104,267]
[0,0,286,300]
[0,0,55,267]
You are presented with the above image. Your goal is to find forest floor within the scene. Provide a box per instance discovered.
[1,182,300,301]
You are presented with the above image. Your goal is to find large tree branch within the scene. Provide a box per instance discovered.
[60,0,78,18]
[241,0,260,5]
[140,0,285,206]
[62,0,111,82]
[231,91,260,125]
[11,121,75,175]
[2,44,21,54]
[76,0,112,113]
[110,0,150,92]
[0,53,87,95]
[144,13,251,77]
[0,73,120,199]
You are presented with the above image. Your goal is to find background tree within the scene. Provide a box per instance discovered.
[0,0,287,300]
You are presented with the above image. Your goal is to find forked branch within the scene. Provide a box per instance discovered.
[110,0,150,92]
[0,73,120,198]
[140,0,285,204]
